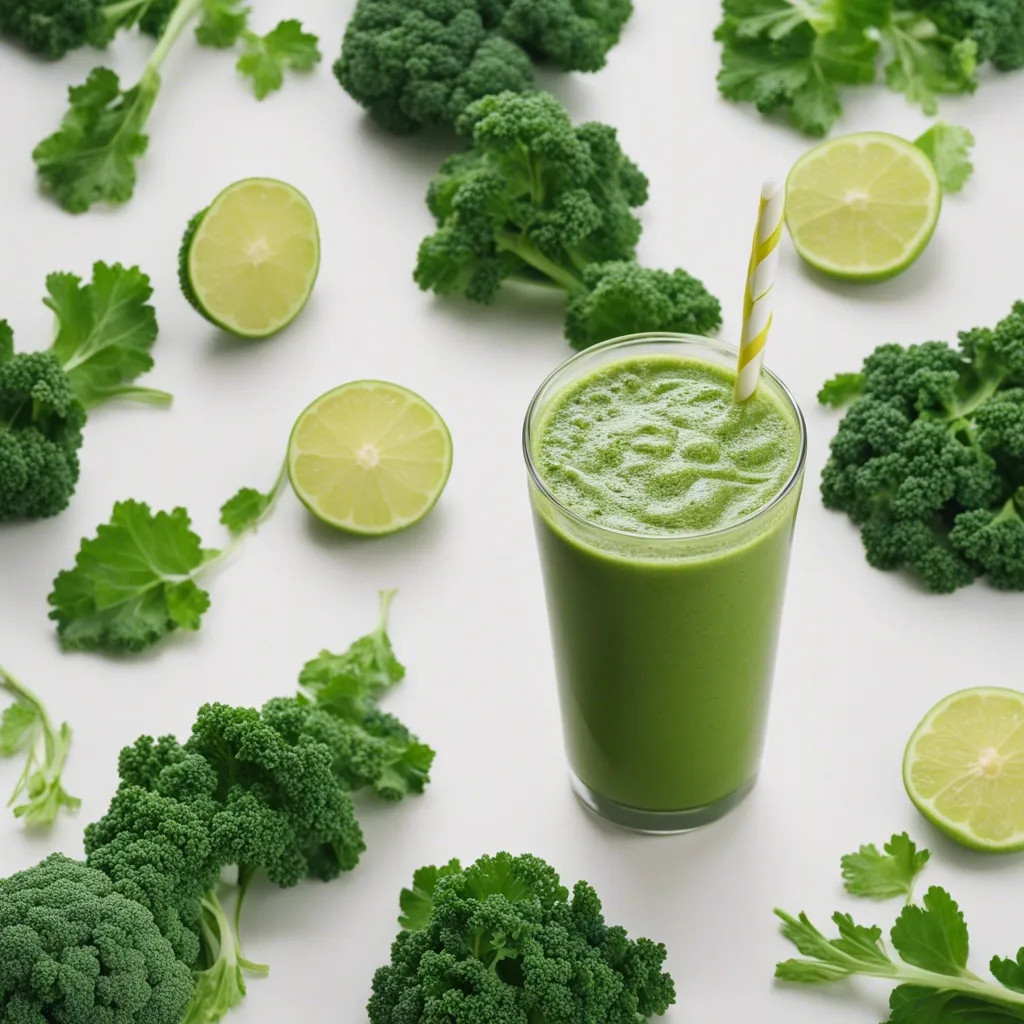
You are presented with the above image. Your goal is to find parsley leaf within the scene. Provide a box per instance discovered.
[399,861,463,932]
[237,20,322,100]
[891,887,970,976]
[48,501,212,652]
[841,832,930,900]
[991,951,1024,994]
[45,262,170,408]
[0,666,80,827]
[715,0,885,137]
[915,122,975,194]
[818,371,864,407]
[883,11,978,115]
[195,0,250,48]
[33,67,159,214]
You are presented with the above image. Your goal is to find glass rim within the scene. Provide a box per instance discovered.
[522,332,808,544]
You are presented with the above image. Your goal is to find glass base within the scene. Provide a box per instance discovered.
[569,772,757,835]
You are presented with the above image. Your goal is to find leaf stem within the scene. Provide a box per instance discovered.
[146,0,205,76]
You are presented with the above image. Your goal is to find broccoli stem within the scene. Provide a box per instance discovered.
[495,231,583,293]
[993,492,1024,526]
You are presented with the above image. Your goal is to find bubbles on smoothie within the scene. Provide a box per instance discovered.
[536,355,799,535]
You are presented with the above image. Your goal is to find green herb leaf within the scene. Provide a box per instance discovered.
[0,702,37,756]
[33,67,159,214]
[915,123,975,195]
[841,833,930,900]
[220,488,273,535]
[883,15,978,115]
[48,500,212,653]
[890,985,1024,1023]
[0,322,12,364]
[818,371,864,407]
[774,908,890,979]
[890,887,970,976]
[45,262,169,408]
[300,590,406,705]
[399,860,462,932]
[196,0,250,48]
[991,950,1024,994]
[237,20,321,100]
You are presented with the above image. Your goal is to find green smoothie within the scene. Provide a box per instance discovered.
[526,337,805,830]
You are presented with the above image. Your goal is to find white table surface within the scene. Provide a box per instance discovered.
[2,2,1023,1021]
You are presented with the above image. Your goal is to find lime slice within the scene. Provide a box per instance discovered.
[288,381,453,536]
[904,687,1024,852]
[785,132,941,281]
[180,178,320,338]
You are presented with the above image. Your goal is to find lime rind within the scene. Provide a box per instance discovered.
[288,380,454,537]
[785,131,942,282]
[903,686,1024,853]
[183,177,320,339]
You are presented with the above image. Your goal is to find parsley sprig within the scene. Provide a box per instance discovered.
[776,833,1024,1021]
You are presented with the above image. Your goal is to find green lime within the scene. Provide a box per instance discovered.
[785,132,941,281]
[180,178,320,338]
[288,381,453,536]
[904,687,1024,853]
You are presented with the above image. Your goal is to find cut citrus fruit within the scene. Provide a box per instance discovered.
[904,687,1024,853]
[785,132,941,281]
[180,178,320,338]
[288,381,453,536]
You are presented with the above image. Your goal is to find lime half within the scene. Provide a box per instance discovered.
[181,178,320,338]
[904,687,1024,853]
[785,132,941,281]
[289,381,453,536]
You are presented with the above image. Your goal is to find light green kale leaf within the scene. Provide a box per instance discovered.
[237,20,321,100]
[883,11,978,115]
[915,122,975,194]
[33,67,159,215]
[841,832,930,900]
[46,262,171,408]
[48,501,213,652]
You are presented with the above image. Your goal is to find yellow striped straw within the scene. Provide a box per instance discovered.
[734,178,784,402]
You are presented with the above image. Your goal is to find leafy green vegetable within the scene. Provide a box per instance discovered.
[335,0,633,134]
[49,466,287,652]
[31,0,321,211]
[841,833,930,900]
[819,301,1024,592]
[415,90,720,348]
[1,262,167,522]
[915,121,975,193]
[0,664,79,826]
[715,0,1024,136]
[369,852,676,1023]
[237,19,321,100]
[776,835,1024,1021]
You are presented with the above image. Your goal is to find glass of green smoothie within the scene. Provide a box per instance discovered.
[524,333,807,833]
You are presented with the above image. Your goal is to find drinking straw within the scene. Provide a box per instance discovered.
[734,178,784,402]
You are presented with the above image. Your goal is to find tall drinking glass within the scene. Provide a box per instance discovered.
[524,334,807,833]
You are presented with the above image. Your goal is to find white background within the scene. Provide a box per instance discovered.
[2,2,1023,1021]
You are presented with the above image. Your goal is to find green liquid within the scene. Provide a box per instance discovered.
[532,354,803,815]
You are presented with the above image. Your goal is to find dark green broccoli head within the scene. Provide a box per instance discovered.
[184,703,366,884]
[416,91,649,308]
[368,852,676,1024]
[0,342,86,521]
[564,261,723,349]
[913,0,1024,69]
[491,0,634,71]
[950,491,1024,589]
[0,853,194,1024]
[335,0,535,134]
[0,0,101,57]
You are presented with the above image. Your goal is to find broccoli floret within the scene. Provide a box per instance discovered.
[369,852,676,1024]
[334,0,536,134]
[911,0,1024,69]
[415,91,720,348]
[820,301,1024,592]
[492,0,634,72]
[0,345,85,521]
[565,261,723,350]
[0,0,176,57]
[0,853,194,1023]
